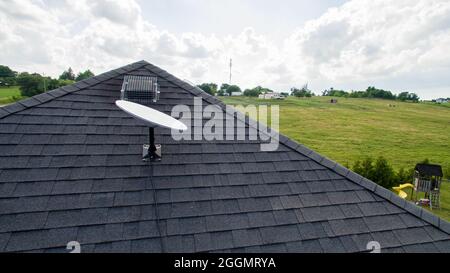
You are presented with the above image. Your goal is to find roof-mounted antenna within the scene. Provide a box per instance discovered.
[121,75,160,104]
[229,58,232,84]
[115,100,187,162]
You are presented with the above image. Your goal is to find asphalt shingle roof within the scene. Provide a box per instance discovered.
[0,60,449,253]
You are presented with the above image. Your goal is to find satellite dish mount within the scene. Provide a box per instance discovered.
[144,127,161,162]
[115,100,187,162]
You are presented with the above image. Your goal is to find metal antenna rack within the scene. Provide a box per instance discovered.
[121,75,160,104]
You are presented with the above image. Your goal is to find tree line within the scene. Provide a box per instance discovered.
[197,82,417,102]
[197,82,315,98]
[351,157,449,190]
[323,86,420,102]
[0,65,94,97]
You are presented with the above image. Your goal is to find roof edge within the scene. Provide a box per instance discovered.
[140,61,450,235]
[0,60,149,120]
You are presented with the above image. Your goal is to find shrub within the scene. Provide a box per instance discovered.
[353,156,397,189]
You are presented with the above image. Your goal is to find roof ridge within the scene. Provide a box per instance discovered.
[0,60,149,120]
[139,62,450,235]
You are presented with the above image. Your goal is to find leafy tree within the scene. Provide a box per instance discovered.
[396,167,413,184]
[407,92,419,102]
[17,72,45,97]
[59,67,76,81]
[353,157,374,180]
[243,86,273,97]
[323,86,420,102]
[217,83,242,96]
[226,85,241,95]
[0,65,18,87]
[372,157,396,189]
[322,88,347,97]
[47,79,74,90]
[17,72,74,97]
[219,83,230,95]
[244,89,259,97]
[197,83,218,96]
[0,65,17,78]
[291,86,313,97]
[0,77,16,87]
[75,70,95,81]
[397,92,409,101]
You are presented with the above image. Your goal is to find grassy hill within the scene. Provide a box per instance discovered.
[220,96,450,220]
[221,96,449,172]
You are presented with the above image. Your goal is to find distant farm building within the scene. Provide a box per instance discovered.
[231,92,243,96]
[259,93,285,99]
[435,98,448,103]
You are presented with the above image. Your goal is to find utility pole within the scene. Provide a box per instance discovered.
[43,73,47,92]
[229,58,232,84]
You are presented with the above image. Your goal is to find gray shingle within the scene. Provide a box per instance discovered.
[280,195,303,209]
[206,213,249,231]
[327,191,360,204]
[210,231,234,250]
[399,213,426,228]
[393,227,433,245]
[300,193,330,207]
[339,204,364,218]
[272,209,299,225]
[165,235,195,252]
[248,211,276,227]
[364,215,406,232]
[358,202,389,216]
[329,218,369,236]
[296,222,327,240]
[319,237,346,253]
[5,230,47,251]
[131,238,161,252]
[403,242,440,253]
[232,229,262,248]
[285,239,323,253]
[177,217,207,234]
[78,225,106,243]
[434,240,450,253]
[108,206,141,223]
[259,225,301,244]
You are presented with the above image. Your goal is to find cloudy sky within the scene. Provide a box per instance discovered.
[1,0,450,99]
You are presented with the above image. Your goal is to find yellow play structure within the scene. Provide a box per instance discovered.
[392,183,414,199]
[392,164,443,209]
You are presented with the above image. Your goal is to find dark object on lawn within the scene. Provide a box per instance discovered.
[330,99,338,103]
[412,163,443,209]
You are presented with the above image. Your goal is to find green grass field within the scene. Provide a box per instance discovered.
[220,96,450,220]
[0,86,23,105]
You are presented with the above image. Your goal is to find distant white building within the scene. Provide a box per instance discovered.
[436,98,448,103]
[259,93,285,99]
[231,92,243,96]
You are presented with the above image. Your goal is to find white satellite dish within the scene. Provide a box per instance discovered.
[115,100,187,161]
[115,100,187,131]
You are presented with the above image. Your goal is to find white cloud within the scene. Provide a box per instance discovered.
[90,0,141,27]
[284,0,450,97]
[1,0,450,99]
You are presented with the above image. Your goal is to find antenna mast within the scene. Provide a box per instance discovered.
[229,58,232,84]
[43,73,47,92]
